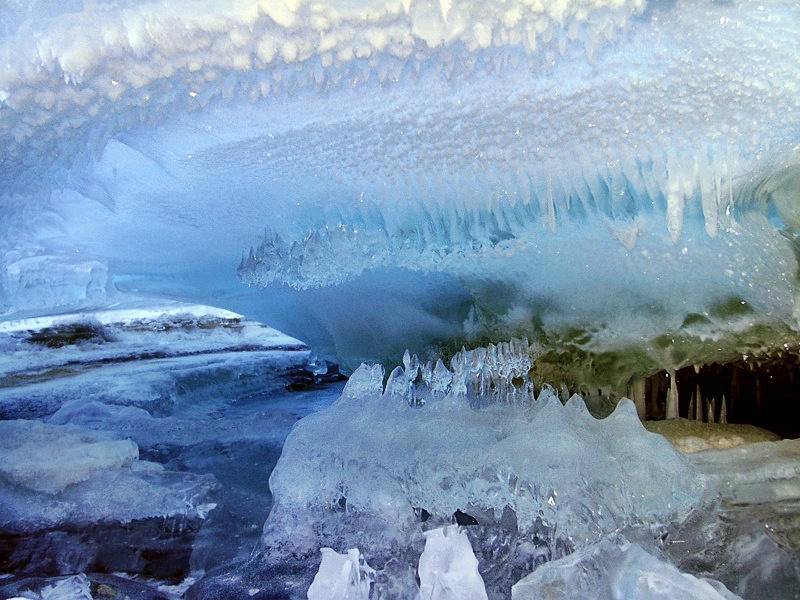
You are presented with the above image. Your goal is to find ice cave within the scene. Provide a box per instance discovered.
[0,0,799,598]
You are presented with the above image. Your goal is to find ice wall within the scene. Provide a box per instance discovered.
[0,1,797,361]
[260,341,710,594]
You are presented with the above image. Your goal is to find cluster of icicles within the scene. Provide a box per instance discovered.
[236,154,751,290]
[381,338,536,407]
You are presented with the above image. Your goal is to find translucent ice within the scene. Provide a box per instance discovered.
[511,535,740,600]
[264,343,709,580]
[0,419,138,494]
[0,420,216,529]
[307,548,374,600]
[418,526,488,600]
[0,1,797,363]
[14,574,93,600]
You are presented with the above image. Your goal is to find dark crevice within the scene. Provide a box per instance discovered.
[644,357,800,438]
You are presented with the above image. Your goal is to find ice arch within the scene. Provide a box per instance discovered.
[0,0,799,369]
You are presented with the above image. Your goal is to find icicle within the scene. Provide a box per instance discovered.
[628,379,646,421]
[720,394,728,425]
[665,370,679,419]
[695,384,702,421]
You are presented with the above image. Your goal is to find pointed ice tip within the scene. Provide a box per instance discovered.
[536,384,559,404]
[610,398,639,421]
[565,393,589,414]
[341,363,384,401]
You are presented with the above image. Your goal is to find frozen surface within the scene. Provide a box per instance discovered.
[0,419,216,530]
[418,526,488,600]
[0,305,343,589]
[0,301,305,382]
[511,535,739,600]
[13,574,93,600]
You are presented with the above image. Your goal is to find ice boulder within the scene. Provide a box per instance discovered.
[511,535,740,600]
[307,548,374,600]
[418,526,487,600]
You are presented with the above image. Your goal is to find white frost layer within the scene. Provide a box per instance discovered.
[307,548,374,600]
[0,0,644,167]
[511,535,740,600]
[0,300,242,333]
[418,526,488,600]
[12,574,94,600]
[0,303,306,380]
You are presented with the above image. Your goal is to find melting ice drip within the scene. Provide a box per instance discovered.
[263,340,710,595]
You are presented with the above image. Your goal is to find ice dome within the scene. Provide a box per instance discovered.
[0,0,797,371]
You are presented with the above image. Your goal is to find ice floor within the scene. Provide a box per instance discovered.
[0,304,344,598]
[0,308,798,599]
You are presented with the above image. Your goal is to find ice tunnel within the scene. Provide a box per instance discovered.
[1,0,800,599]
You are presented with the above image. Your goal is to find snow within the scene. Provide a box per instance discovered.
[511,535,740,600]
[418,526,488,600]
[307,548,374,600]
[0,302,305,381]
[0,300,242,333]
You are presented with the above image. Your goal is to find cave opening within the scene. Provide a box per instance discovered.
[644,358,800,438]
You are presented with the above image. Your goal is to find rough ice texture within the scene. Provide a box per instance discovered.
[418,526,488,600]
[0,253,108,315]
[689,438,800,507]
[511,535,740,600]
[0,420,138,494]
[307,548,374,600]
[264,342,709,564]
[0,420,216,530]
[0,1,797,334]
[12,574,94,600]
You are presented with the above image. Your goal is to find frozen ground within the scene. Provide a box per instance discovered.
[0,304,344,599]
[1,310,798,599]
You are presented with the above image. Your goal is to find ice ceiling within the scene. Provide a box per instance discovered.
[1,0,799,368]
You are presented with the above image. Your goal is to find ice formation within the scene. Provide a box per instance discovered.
[261,342,709,594]
[11,574,93,600]
[418,526,488,600]
[511,535,740,600]
[307,548,374,600]
[0,420,216,528]
[0,0,796,367]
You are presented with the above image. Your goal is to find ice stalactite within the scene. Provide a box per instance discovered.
[666,370,679,420]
